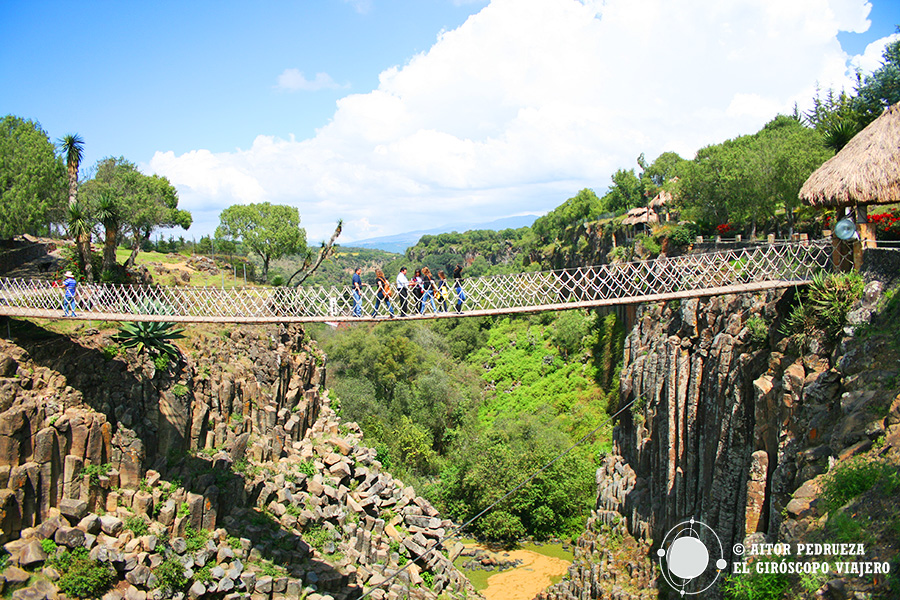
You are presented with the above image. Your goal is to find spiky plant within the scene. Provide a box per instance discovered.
[113,321,185,362]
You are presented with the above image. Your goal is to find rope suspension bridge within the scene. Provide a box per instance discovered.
[0,241,831,323]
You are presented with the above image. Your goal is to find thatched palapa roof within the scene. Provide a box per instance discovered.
[649,189,673,209]
[621,206,659,226]
[800,101,900,207]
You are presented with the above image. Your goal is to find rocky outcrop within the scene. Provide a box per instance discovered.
[0,320,477,600]
[544,277,900,599]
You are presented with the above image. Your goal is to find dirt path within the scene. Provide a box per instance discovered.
[480,548,570,600]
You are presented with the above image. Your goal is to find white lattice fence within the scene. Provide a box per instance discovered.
[0,242,830,321]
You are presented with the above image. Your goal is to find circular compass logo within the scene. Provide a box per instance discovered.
[656,518,728,596]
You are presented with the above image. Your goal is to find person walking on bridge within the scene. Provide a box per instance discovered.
[351,267,365,317]
[420,267,437,314]
[371,269,395,318]
[453,263,465,313]
[396,267,410,316]
[62,270,78,317]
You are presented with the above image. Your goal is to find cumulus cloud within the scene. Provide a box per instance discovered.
[850,33,900,74]
[151,0,881,243]
[275,68,345,92]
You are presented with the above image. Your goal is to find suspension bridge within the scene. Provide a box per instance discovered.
[0,241,831,323]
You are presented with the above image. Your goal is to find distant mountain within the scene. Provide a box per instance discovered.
[348,214,539,254]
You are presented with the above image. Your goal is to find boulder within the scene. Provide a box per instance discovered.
[54,525,86,548]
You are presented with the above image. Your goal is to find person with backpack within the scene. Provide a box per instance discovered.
[436,270,449,312]
[371,269,395,317]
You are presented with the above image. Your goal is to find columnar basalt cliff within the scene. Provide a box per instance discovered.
[539,278,900,599]
[0,320,478,600]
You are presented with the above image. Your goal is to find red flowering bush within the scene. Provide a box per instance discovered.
[716,223,734,235]
[869,210,900,238]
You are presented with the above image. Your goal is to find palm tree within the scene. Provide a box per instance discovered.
[66,200,92,278]
[95,193,121,277]
[59,134,93,281]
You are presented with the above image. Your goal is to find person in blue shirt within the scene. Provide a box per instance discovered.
[351,268,364,317]
[62,270,77,317]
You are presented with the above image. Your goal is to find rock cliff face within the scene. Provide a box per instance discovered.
[539,280,900,599]
[0,320,477,600]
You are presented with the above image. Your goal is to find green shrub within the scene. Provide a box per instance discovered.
[302,524,332,551]
[82,463,111,485]
[297,459,316,477]
[154,555,189,592]
[820,456,893,512]
[479,510,526,546]
[125,516,149,537]
[171,383,189,397]
[421,570,435,589]
[745,315,769,346]
[154,353,170,371]
[177,502,190,518]
[721,558,791,600]
[100,344,120,360]
[41,538,57,554]
[183,526,209,552]
[48,547,114,599]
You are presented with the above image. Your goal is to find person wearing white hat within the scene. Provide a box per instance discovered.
[62,270,77,317]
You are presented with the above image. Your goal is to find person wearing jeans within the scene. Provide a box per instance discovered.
[62,270,77,317]
[396,267,409,316]
[351,267,364,317]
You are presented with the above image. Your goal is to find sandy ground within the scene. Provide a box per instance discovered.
[480,548,571,600]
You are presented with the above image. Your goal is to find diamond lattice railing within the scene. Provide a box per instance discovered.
[0,241,831,322]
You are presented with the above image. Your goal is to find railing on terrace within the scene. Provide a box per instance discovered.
[0,241,831,323]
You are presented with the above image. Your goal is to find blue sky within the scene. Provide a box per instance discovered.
[2,0,898,244]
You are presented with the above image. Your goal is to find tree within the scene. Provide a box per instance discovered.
[59,134,93,281]
[80,157,191,269]
[216,203,305,280]
[601,168,643,212]
[285,220,343,287]
[0,115,66,238]
[853,32,900,127]
[678,115,830,236]
[94,193,121,277]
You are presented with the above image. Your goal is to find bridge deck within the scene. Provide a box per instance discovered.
[0,242,830,324]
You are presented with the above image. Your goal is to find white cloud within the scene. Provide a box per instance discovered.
[275,68,345,92]
[850,33,900,75]
[151,0,881,244]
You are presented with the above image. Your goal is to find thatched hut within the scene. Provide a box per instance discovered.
[800,102,900,207]
[800,101,900,238]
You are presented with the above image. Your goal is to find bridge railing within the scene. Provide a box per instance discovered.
[0,241,830,322]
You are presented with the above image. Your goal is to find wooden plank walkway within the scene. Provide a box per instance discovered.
[0,242,830,324]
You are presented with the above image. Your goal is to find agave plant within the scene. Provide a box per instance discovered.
[113,321,185,361]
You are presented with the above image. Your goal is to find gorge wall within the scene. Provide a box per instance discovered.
[0,320,478,600]
[540,278,900,599]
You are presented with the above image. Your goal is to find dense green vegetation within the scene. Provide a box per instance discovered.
[315,307,624,544]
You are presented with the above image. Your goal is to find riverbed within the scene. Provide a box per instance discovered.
[455,542,573,600]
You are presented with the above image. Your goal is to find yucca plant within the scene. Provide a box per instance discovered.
[113,321,185,362]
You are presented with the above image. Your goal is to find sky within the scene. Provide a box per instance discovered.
[2,0,899,244]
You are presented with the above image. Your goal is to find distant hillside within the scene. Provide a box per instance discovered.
[349,214,540,253]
